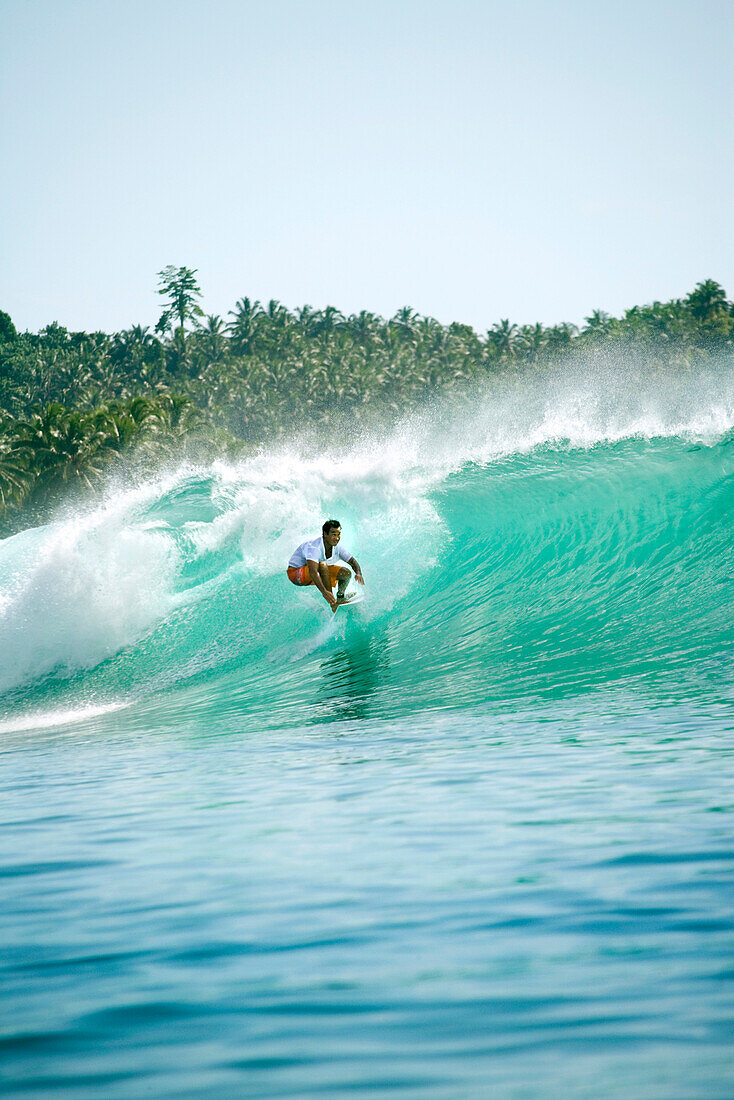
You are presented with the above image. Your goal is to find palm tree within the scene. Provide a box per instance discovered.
[113,325,159,366]
[685,280,728,321]
[487,319,519,360]
[156,265,204,335]
[583,310,612,333]
[0,453,32,509]
[517,323,548,363]
[348,310,380,344]
[9,404,113,495]
[227,297,262,355]
[544,322,578,351]
[154,391,199,433]
[0,309,17,344]
[306,306,344,342]
[155,265,204,337]
[0,411,32,508]
[195,314,228,368]
[265,299,292,325]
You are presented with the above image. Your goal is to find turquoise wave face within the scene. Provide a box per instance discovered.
[1,356,733,731]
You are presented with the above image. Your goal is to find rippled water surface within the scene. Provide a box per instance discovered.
[2,360,734,1097]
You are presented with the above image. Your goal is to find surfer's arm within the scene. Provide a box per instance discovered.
[347,556,364,585]
[308,558,337,606]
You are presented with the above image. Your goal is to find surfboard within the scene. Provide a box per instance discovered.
[332,591,365,613]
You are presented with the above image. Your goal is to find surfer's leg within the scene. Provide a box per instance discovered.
[318,562,335,591]
[320,563,350,599]
[336,567,350,599]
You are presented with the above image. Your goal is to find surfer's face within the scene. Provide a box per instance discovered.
[325,526,341,548]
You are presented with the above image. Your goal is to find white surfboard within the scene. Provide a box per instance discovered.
[332,591,365,612]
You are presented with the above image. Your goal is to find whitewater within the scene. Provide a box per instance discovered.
[2,353,733,1098]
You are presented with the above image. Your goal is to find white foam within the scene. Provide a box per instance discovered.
[0,504,179,694]
[0,700,130,734]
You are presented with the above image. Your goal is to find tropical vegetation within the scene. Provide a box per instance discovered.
[1,268,732,529]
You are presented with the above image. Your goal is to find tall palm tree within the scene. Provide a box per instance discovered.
[156,265,204,336]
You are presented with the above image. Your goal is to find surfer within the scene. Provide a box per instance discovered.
[287,520,365,611]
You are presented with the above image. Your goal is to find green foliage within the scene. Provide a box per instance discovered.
[0,310,17,344]
[1,271,732,527]
[685,279,729,321]
[0,392,203,524]
[155,265,204,336]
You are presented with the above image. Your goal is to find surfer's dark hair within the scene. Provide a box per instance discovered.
[322,519,341,535]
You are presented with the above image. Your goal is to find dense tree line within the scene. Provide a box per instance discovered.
[0,269,732,526]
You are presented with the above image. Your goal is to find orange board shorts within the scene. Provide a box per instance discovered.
[287,563,343,588]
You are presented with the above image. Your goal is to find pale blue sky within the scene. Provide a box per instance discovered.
[1,0,732,334]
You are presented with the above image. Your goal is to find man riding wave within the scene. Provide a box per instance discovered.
[287,519,364,611]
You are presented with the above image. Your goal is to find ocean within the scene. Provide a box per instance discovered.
[1,354,733,1097]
